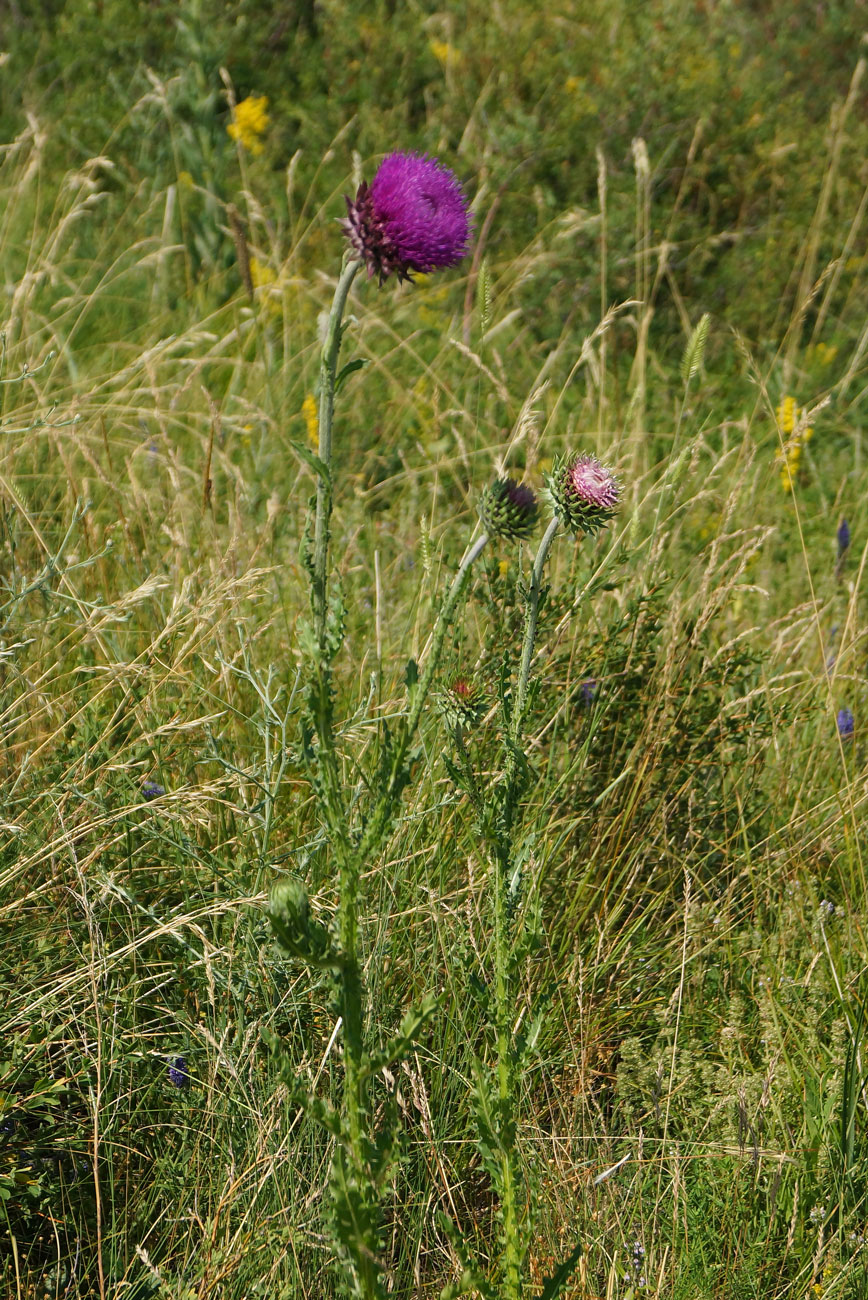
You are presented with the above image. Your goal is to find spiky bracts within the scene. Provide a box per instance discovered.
[343,152,471,283]
[546,452,620,536]
[479,478,539,541]
[438,675,487,731]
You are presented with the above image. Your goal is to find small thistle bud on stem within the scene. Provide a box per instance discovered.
[479,478,539,541]
[547,452,620,536]
[439,675,488,731]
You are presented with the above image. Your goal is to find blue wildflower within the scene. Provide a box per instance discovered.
[168,1056,190,1089]
[143,781,166,800]
[838,518,850,558]
[837,708,855,740]
[580,679,597,706]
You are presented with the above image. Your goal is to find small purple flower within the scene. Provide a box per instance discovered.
[548,452,621,536]
[838,518,850,558]
[580,679,597,707]
[143,781,166,800]
[167,1056,190,1089]
[837,708,855,740]
[343,152,471,283]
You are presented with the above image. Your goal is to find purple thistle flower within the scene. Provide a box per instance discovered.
[343,152,471,283]
[142,781,166,800]
[548,452,621,536]
[837,708,855,740]
[167,1056,190,1089]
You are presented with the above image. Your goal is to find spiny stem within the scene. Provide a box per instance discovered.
[505,516,560,803]
[494,513,560,1299]
[312,254,361,651]
[357,530,489,863]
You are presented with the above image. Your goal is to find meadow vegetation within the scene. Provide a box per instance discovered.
[2,1,868,1296]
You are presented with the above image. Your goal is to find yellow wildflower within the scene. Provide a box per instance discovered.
[227,95,270,156]
[776,395,813,493]
[249,257,276,289]
[302,393,318,449]
[429,39,462,70]
[177,170,194,190]
[776,395,797,436]
[498,559,509,579]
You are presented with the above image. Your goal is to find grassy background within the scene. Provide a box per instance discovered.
[2,1,868,1296]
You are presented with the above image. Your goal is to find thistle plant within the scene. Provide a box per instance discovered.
[266,145,621,1298]
[440,453,621,1299]
[268,152,479,1299]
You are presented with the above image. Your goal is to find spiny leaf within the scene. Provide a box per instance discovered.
[538,1243,584,1300]
[290,438,331,484]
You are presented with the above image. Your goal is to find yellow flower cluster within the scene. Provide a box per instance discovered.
[302,393,318,449]
[776,395,813,493]
[227,95,270,155]
[811,341,838,366]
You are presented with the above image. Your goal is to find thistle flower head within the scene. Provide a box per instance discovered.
[438,675,487,731]
[168,1056,190,1089]
[343,152,471,283]
[479,477,539,541]
[837,707,855,740]
[547,452,620,536]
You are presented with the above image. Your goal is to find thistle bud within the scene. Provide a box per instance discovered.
[438,675,487,731]
[547,452,620,536]
[479,477,539,541]
[269,880,340,968]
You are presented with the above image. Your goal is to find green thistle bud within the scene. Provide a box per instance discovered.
[269,879,340,968]
[546,452,620,536]
[479,477,539,541]
[438,675,488,731]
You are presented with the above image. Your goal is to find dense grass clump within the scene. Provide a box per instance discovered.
[2,3,868,1297]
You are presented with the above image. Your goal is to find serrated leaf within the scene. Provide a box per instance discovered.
[362,993,439,1079]
[335,357,370,392]
[289,439,331,484]
[538,1243,584,1300]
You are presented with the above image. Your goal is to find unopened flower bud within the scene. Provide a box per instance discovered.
[438,675,487,731]
[479,477,538,541]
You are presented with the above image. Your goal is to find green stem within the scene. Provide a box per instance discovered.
[493,832,522,1300]
[505,516,561,801]
[313,255,361,651]
[357,531,489,863]
[495,514,560,1299]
